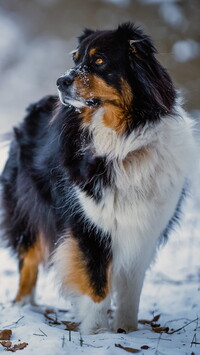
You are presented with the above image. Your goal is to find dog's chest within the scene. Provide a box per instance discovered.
[77,148,177,235]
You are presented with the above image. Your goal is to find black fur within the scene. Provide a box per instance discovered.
[1,23,178,300]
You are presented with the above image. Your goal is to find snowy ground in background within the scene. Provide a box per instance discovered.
[0,138,200,355]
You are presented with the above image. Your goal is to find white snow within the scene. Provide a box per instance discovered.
[0,133,200,354]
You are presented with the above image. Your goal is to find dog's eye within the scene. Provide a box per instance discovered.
[72,51,79,63]
[95,58,104,65]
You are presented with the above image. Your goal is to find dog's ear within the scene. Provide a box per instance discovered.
[116,22,175,115]
[78,28,95,44]
[116,22,156,56]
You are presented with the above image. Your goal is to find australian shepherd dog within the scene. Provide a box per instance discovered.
[1,23,195,334]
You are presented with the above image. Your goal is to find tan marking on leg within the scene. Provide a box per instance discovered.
[15,236,47,303]
[54,237,111,303]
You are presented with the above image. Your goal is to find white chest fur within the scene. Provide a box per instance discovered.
[76,106,195,270]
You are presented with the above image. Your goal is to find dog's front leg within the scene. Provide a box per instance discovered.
[77,294,111,334]
[112,267,146,333]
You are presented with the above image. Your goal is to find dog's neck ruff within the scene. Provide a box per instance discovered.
[75,103,195,270]
[84,107,161,160]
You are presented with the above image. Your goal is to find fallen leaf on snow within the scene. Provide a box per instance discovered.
[115,344,140,353]
[138,314,160,326]
[6,342,28,352]
[0,330,12,340]
[44,312,61,325]
[61,321,80,331]
[152,315,161,322]
[140,345,150,350]
[0,341,12,348]
[152,326,169,333]
[117,328,127,333]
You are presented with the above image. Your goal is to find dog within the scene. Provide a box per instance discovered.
[1,22,195,334]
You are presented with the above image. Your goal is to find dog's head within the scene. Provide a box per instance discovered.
[57,23,176,132]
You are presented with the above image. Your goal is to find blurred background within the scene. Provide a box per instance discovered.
[0,0,199,136]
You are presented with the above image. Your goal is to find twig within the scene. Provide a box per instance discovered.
[15,316,25,324]
[154,331,163,355]
[148,337,172,341]
[3,316,25,328]
[191,333,196,347]
[83,343,104,348]
[62,335,65,348]
[164,317,191,326]
[168,318,198,335]
[79,333,84,347]
[191,316,199,348]
[194,315,199,331]
[39,328,47,337]
[33,328,47,337]
[69,330,71,342]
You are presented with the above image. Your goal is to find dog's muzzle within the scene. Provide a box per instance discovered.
[56,70,100,108]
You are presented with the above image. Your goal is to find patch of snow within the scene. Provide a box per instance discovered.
[172,39,200,62]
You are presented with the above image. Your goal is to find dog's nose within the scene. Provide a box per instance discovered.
[56,75,74,89]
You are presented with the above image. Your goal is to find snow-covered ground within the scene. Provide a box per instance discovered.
[0,132,200,355]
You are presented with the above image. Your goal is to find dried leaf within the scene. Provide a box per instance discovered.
[117,328,127,334]
[152,326,169,334]
[6,342,28,352]
[44,308,54,314]
[138,319,151,325]
[140,345,150,350]
[0,330,12,340]
[115,344,140,353]
[44,312,61,325]
[61,321,80,331]
[152,314,160,322]
[0,341,12,348]
[138,314,161,326]
[151,322,160,328]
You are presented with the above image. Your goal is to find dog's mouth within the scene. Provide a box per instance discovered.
[58,90,101,109]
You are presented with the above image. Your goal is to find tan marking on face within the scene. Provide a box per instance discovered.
[80,107,97,125]
[54,237,111,303]
[74,74,133,133]
[89,48,97,56]
[73,74,119,102]
[75,50,79,60]
[15,236,46,302]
